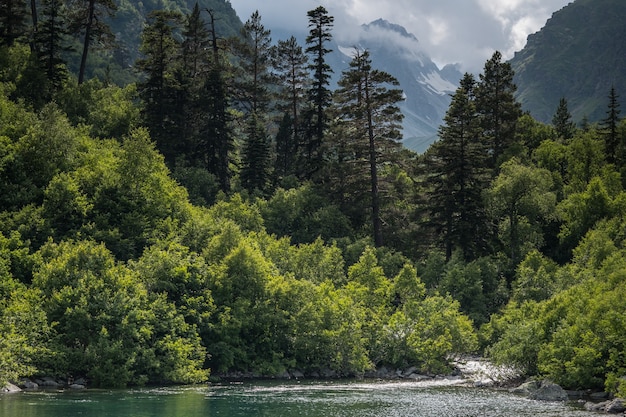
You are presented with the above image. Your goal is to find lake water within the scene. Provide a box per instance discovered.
[0,379,600,417]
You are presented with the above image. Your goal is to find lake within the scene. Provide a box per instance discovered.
[0,379,600,417]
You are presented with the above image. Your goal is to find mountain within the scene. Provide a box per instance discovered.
[510,0,626,124]
[332,19,461,152]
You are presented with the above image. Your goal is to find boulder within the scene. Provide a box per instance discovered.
[511,380,568,401]
[39,377,61,387]
[605,398,626,413]
[69,384,86,390]
[19,379,39,389]
[530,380,569,402]
[1,382,22,393]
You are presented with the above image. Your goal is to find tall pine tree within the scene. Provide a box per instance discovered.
[332,48,404,247]
[302,6,334,178]
[475,51,521,170]
[422,73,490,260]
[602,86,621,165]
[552,97,575,141]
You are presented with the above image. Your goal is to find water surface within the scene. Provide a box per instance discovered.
[0,380,599,417]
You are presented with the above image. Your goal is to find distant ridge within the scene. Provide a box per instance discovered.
[510,0,626,124]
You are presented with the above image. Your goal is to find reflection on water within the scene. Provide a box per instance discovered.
[0,380,600,417]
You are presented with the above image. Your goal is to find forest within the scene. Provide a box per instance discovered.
[1,0,626,396]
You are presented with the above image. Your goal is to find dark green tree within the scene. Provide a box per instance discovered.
[602,86,621,165]
[0,0,29,46]
[136,10,183,165]
[333,49,404,247]
[67,0,117,84]
[240,111,271,194]
[303,6,334,178]
[271,36,309,178]
[232,10,272,115]
[552,97,575,141]
[423,73,490,260]
[476,51,522,169]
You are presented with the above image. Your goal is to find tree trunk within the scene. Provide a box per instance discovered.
[78,0,95,84]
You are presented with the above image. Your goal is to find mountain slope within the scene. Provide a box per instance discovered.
[510,0,626,124]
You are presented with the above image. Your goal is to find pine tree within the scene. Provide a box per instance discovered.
[232,10,272,115]
[0,0,29,46]
[136,10,183,165]
[422,73,490,260]
[67,0,117,84]
[475,51,522,169]
[240,111,271,194]
[271,36,309,178]
[200,8,234,193]
[35,0,69,95]
[602,86,621,165]
[303,6,334,178]
[552,97,575,141]
[332,48,404,247]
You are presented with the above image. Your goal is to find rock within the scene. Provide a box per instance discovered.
[510,380,541,396]
[585,400,609,412]
[405,373,430,381]
[291,370,305,379]
[39,377,60,387]
[589,391,609,400]
[19,379,39,389]
[605,398,626,413]
[2,382,22,393]
[69,384,86,390]
[511,380,568,401]
[530,380,569,402]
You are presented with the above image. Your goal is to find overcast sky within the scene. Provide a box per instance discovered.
[229,0,573,72]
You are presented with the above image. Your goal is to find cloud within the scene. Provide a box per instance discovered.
[229,0,571,73]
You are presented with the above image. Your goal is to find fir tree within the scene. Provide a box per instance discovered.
[476,51,522,169]
[422,73,490,260]
[136,10,183,165]
[240,111,271,194]
[602,86,621,165]
[552,97,575,141]
[271,36,309,178]
[67,0,117,84]
[332,48,404,247]
[303,6,334,178]
[0,0,29,46]
[232,10,272,115]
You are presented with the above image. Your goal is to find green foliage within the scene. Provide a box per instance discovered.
[33,239,208,386]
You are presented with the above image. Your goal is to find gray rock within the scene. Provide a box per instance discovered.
[585,400,609,412]
[530,380,568,402]
[69,384,86,390]
[291,370,305,379]
[40,377,60,387]
[19,379,39,389]
[510,380,541,396]
[590,391,609,400]
[605,398,626,413]
[511,380,568,401]
[2,382,22,393]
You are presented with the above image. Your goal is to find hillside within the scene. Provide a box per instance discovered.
[510,0,626,124]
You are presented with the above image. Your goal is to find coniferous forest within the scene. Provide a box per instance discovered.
[2,0,626,396]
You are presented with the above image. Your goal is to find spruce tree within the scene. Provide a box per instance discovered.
[552,97,575,141]
[240,111,271,194]
[271,36,309,178]
[303,6,334,178]
[602,86,621,165]
[422,73,490,260]
[36,0,69,95]
[232,10,272,114]
[67,0,117,84]
[0,0,29,46]
[332,48,404,247]
[136,10,183,165]
[475,51,522,170]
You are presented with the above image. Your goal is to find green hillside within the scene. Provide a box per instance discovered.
[510,0,626,124]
